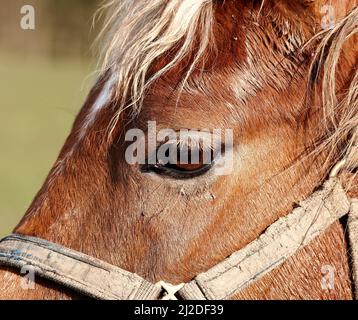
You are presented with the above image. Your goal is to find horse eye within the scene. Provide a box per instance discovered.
[141,147,214,179]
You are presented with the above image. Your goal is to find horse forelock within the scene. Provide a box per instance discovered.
[96,0,214,124]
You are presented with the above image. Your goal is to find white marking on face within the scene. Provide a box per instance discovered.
[51,74,117,176]
[229,39,263,104]
[80,74,117,138]
[230,68,262,104]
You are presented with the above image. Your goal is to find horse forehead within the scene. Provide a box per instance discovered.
[140,71,245,129]
[144,7,294,100]
[127,1,309,129]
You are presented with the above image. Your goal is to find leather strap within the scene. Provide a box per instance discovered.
[178,178,352,299]
[348,199,358,299]
[0,234,162,300]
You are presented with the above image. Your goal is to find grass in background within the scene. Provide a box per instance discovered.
[0,54,94,238]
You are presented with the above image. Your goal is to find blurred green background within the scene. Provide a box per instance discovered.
[0,0,101,237]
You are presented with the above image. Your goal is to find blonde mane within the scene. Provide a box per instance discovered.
[97,0,357,172]
[96,0,214,124]
[307,6,357,173]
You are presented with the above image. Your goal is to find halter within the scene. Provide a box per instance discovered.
[0,153,357,300]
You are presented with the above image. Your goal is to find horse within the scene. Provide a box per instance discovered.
[0,0,357,300]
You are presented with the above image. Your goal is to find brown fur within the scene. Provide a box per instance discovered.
[0,0,357,299]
